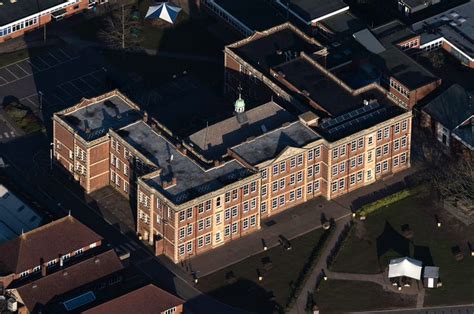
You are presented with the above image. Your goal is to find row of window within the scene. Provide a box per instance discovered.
[269,154,304,177]
[271,187,304,210]
[332,154,365,177]
[332,138,365,160]
[224,181,257,203]
[390,80,410,99]
[19,248,84,278]
[269,171,304,193]
[375,153,407,173]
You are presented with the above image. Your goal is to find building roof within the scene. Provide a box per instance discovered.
[58,92,141,142]
[83,284,183,314]
[230,121,320,165]
[368,21,439,89]
[317,100,407,141]
[422,84,473,129]
[212,0,286,32]
[277,0,349,24]
[229,24,324,74]
[13,250,123,313]
[423,266,440,278]
[187,101,295,159]
[273,56,394,117]
[412,1,474,58]
[0,216,102,275]
[0,184,43,245]
[0,0,67,26]
[117,121,254,205]
[423,84,473,149]
[388,257,423,280]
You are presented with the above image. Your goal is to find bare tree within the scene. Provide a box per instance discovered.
[99,5,141,50]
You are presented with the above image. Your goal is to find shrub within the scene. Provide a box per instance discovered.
[359,189,412,216]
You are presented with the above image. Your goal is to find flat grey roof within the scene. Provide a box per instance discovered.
[60,94,141,141]
[412,1,474,58]
[0,184,43,244]
[273,56,391,117]
[230,25,323,74]
[0,0,65,26]
[213,0,286,32]
[231,121,320,165]
[118,121,254,205]
[187,101,295,159]
[279,0,348,23]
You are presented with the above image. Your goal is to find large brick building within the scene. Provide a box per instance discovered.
[0,0,108,43]
[224,23,440,111]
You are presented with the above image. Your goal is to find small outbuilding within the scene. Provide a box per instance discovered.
[388,257,423,280]
[423,266,441,288]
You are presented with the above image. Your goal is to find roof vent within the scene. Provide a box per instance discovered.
[32,284,38,289]
[363,99,369,106]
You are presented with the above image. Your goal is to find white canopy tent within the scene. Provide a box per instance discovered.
[388,257,423,280]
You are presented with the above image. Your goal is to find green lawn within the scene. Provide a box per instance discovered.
[329,190,474,307]
[316,280,416,313]
[197,228,328,313]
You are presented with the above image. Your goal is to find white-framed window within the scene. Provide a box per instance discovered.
[394,123,400,134]
[331,181,338,192]
[186,224,193,236]
[393,156,399,167]
[332,148,339,159]
[290,174,296,185]
[290,157,296,168]
[307,183,313,194]
[350,174,356,185]
[262,184,267,196]
[367,169,373,180]
[340,145,346,156]
[165,307,177,314]
[250,215,257,226]
[280,161,286,172]
[297,154,303,166]
[296,187,303,199]
[289,190,295,201]
[124,182,129,193]
[377,130,382,141]
[19,270,29,278]
[250,181,257,193]
[308,166,313,177]
[187,208,193,219]
[232,222,238,234]
[198,203,204,214]
[339,178,345,190]
[357,155,363,166]
[261,169,267,180]
[243,201,249,212]
[272,198,278,209]
[358,138,364,149]
[297,171,303,182]
[314,180,320,191]
[225,192,231,203]
[400,152,407,164]
[198,237,204,248]
[198,220,204,231]
[272,181,278,192]
[314,147,321,158]
[216,212,222,225]
[394,139,400,151]
[243,218,249,230]
[351,141,357,152]
[367,151,373,163]
[401,136,407,148]
[308,149,314,161]
[314,163,320,174]
[261,202,267,213]
[384,127,390,138]
[205,234,212,245]
[357,171,363,182]
[251,198,257,209]
[179,211,185,222]
[279,195,285,206]
[332,165,338,176]
[243,184,249,196]
[224,225,231,236]
[383,144,389,155]
[368,136,373,146]
[279,178,285,190]
[402,120,408,131]
[179,245,185,256]
[232,189,238,200]
[376,163,381,174]
[273,164,279,175]
[206,200,212,211]
[340,162,345,173]
[382,160,388,171]
[216,231,222,242]
[231,206,238,217]
[376,147,382,158]
[186,242,193,253]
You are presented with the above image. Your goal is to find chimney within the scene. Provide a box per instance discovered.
[40,258,46,277]
[143,111,148,123]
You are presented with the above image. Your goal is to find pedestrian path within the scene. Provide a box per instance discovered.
[115,240,141,253]
[290,215,352,314]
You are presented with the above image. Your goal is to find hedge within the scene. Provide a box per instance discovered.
[358,189,412,217]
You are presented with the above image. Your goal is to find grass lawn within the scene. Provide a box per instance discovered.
[316,280,416,313]
[197,228,328,313]
[329,189,474,307]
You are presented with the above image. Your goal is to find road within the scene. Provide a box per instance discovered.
[0,132,247,314]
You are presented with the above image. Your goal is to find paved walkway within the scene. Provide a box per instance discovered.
[290,215,352,314]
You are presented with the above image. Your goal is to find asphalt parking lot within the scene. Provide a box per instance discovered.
[0,44,118,127]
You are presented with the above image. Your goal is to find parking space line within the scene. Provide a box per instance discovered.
[13,63,30,76]
[5,68,19,79]
[0,57,29,70]
[24,97,38,107]
[48,52,61,63]
[37,56,52,68]
[27,60,41,72]
[58,48,72,59]
[57,84,78,97]
[0,76,7,85]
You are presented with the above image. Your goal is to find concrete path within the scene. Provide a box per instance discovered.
[290,215,352,314]
[326,271,385,286]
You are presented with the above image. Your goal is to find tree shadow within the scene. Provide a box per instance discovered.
[376,221,410,259]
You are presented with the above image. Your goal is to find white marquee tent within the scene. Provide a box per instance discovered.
[388,257,423,280]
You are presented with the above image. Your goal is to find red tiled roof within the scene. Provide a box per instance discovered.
[13,249,123,312]
[0,216,103,275]
[83,284,184,314]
